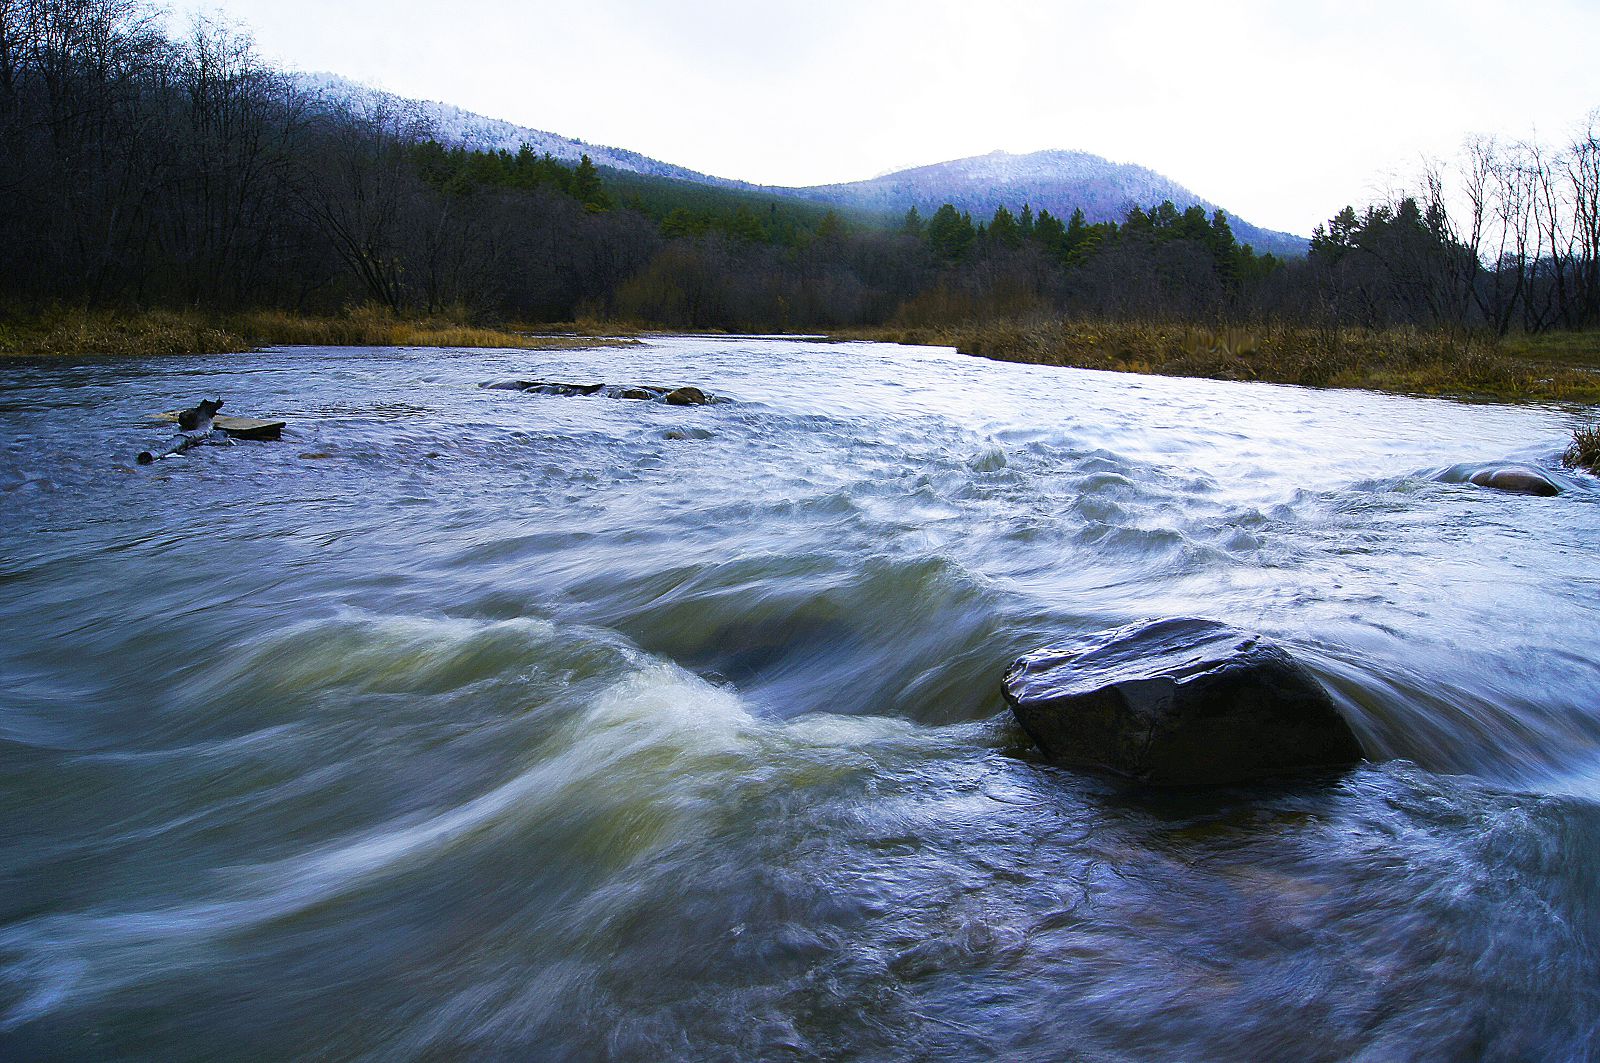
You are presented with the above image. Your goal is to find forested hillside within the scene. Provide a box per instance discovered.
[2,0,1597,340]
[288,79,1306,257]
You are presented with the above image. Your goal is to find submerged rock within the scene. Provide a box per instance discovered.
[482,380,729,405]
[1467,464,1560,496]
[1003,618,1364,786]
[529,381,606,396]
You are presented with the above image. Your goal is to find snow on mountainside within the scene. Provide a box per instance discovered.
[292,73,749,188]
[295,75,1307,255]
[797,149,1308,257]
[806,149,1184,217]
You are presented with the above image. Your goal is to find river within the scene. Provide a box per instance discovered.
[2,336,1598,1060]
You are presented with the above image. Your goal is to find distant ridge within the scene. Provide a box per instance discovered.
[292,73,753,189]
[295,75,1308,256]
[794,150,1309,257]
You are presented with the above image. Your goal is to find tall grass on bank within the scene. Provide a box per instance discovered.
[837,319,1600,404]
[1565,424,1600,473]
[0,306,638,357]
[0,307,248,357]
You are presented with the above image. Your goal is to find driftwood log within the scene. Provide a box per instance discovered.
[137,429,232,465]
[136,409,285,465]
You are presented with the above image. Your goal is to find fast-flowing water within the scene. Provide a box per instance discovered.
[2,336,1598,1060]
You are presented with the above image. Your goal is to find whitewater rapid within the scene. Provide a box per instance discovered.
[2,336,1597,1059]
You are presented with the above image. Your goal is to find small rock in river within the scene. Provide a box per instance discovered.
[664,386,709,406]
[1003,618,1364,786]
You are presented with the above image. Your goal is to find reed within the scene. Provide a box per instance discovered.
[0,306,248,357]
[1565,424,1600,473]
[0,306,637,357]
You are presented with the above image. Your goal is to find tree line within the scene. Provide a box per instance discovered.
[1308,135,1600,334]
[2,0,1596,337]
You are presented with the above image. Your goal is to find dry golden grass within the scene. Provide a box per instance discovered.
[1500,330,1600,368]
[236,307,637,350]
[0,307,249,357]
[519,315,652,337]
[835,319,1600,404]
[0,306,638,357]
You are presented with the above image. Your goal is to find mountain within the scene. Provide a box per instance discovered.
[795,150,1308,257]
[295,75,1307,256]
[293,73,752,189]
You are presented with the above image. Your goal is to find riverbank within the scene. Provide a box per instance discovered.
[835,319,1600,405]
[9,306,1598,416]
[0,307,637,357]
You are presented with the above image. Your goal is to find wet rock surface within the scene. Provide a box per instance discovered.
[1467,464,1561,496]
[664,386,709,406]
[1003,618,1365,786]
[1431,460,1570,496]
[482,380,730,405]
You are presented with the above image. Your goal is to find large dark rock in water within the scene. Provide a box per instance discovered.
[1467,464,1560,496]
[1003,618,1364,786]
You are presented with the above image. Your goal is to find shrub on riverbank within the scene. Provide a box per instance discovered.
[0,307,635,357]
[837,319,1600,403]
[1566,424,1600,472]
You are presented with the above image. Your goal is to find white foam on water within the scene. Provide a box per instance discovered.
[0,656,918,1028]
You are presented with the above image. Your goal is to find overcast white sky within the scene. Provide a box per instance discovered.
[170,0,1599,235]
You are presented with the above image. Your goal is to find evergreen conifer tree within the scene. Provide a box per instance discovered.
[927,203,976,262]
[573,154,611,211]
[989,205,1021,246]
